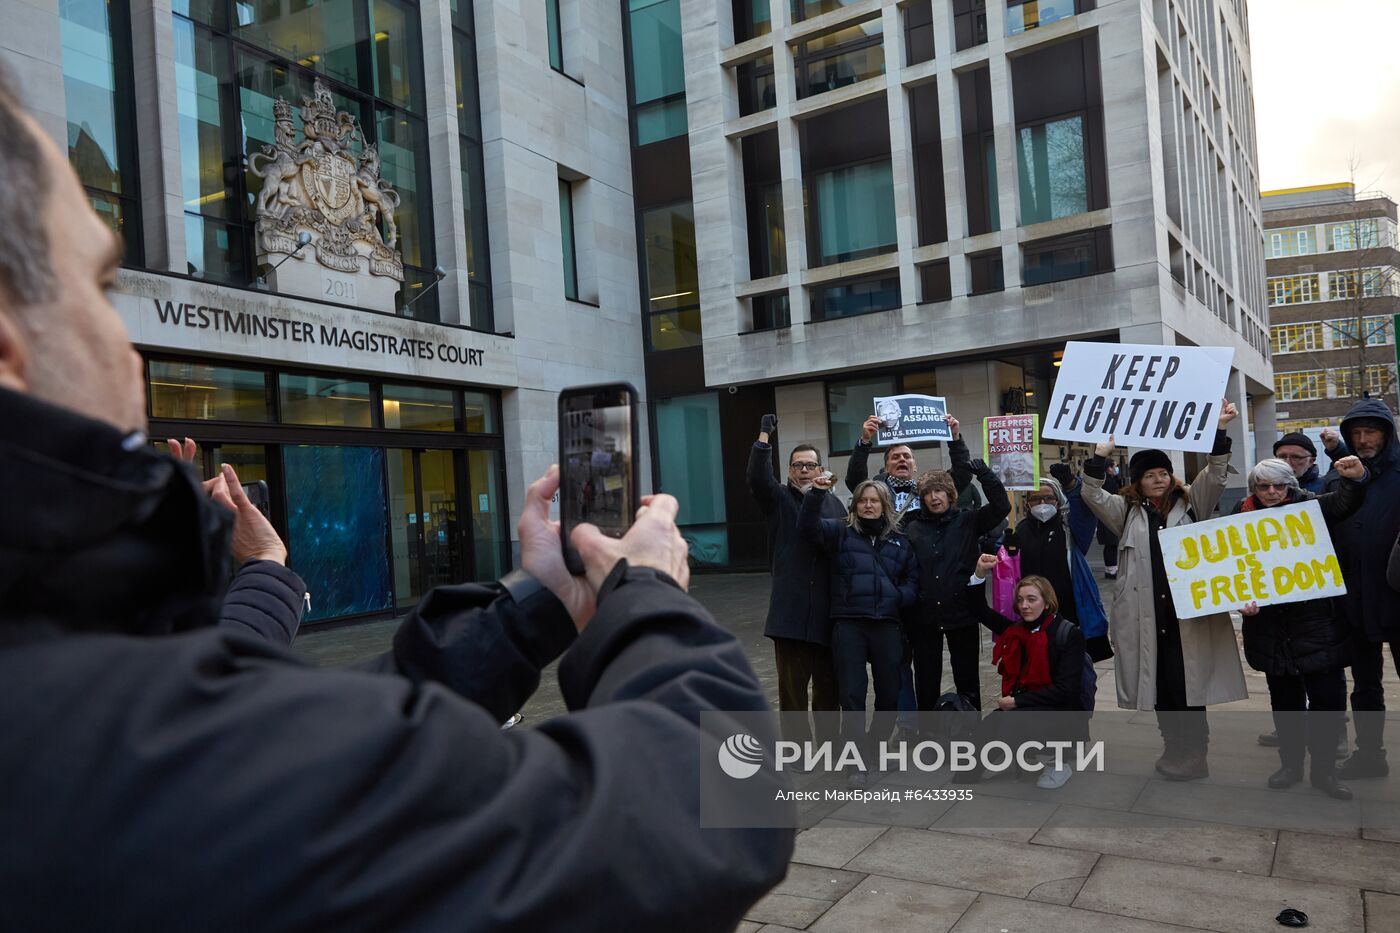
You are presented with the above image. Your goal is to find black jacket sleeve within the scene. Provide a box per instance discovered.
[746,442,781,515]
[1389,530,1400,592]
[1013,620,1084,710]
[949,436,973,494]
[1316,474,1367,524]
[974,469,1013,534]
[963,577,1012,636]
[1211,428,1232,457]
[799,487,841,554]
[895,541,920,610]
[218,560,306,646]
[845,440,872,492]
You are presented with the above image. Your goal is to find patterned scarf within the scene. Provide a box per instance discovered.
[887,476,918,514]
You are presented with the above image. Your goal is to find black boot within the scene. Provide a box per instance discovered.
[1311,774,1354,800]
[1268,766,1303,789]
[1338,748,1390,780]
[1160,739,1209,781]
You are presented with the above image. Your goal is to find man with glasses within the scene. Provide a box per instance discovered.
[749,414,849,746]
[1274,432,1327,494]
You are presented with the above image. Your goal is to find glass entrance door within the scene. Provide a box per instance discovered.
[388,449,464,609]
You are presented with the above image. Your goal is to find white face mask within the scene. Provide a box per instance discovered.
[1030,504,1058,523]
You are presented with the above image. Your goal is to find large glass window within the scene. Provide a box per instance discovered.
[811,275,901,322]
[468,450,508,579]
[732,0,772,42]
[960,68,999,236]
[1328,219,1380,252]
[627,0,688,145]
[640,203,701,349]
[1270,322,1323,355]
[794,15,885,100]
[954,0,989,51]
[1007,0,1091,35]
[1275,371,1325,402]
[453,3,494,331]
[654,394,728,565]
[1021,228,1112,285]
[546,0,564,71]
[148,360,273,421]
[828,375,897,452]
[1012,35,1106,224]
[279,375,374,427]
[1266,226,1315,258]
[560,179,579,300]
[1268,274,1320,306]
[812,163,896,265]
[61,0,142,261]
[906,0,935,65]
[737,53,776,116]
[1017,116,1087,224]
[742,131,785,278]
[382,384,456,431]
[909,82,947,245]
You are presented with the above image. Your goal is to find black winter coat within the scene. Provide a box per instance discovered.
[0,387,792,932]
[799,490,919,622]
[903,471,1011,630]
[1232,480,1366,675]
[747,442,849,645]
[962,584,1087,712]
[1323,397,1400,642]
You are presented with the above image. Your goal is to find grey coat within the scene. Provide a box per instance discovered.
[1080,452,1249,710]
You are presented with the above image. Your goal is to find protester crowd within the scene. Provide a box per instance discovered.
[752,396,1400,803]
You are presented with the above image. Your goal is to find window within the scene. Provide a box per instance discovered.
[793,15,885,100]
[905,1,935,65]
[1325,269,1388,302]
[546,0,564,71]
[62,0,142,262]
[559,179,579,300]
[1275,370,1324,402]
[382,384,456,431]
[737,53,776,116]
[801,98,896,267]
[909,82,947,245]
[1007,0,1093,35]
[1265,226,1315,258]
[827,375,898,452]
[918,260,952,303]
[1021,228,1113,285]
[1329,270,1359,301]
[954,0,989,51]
[1012,35,1106,225]
[792,0,865,20]
[732,0,773,42]
[627,0,687,145]
[751,292,791,331]
[640,202,701,350]
[1277,418,1331,433]
[1367,364,1395,397]
[654,393,728,564]
[1269,322,1323,354]
[969,250,1004,295]
[1267,274,1319,305]
[1328,218,1380,252]
[278,375,374,427]
[148,361,272,421]
[743,131,786,278]
[811,275,901,322]
[462,390,500,433]
[454,0,495,330]
[960,68,999,235]
[1365,315,1393,345]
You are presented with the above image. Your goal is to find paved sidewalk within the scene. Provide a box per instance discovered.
[297,572,1400,932]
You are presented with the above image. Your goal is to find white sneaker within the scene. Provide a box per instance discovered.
[1037,764,1073,789]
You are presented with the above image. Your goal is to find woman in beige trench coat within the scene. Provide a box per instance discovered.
[1079,400,1249,781]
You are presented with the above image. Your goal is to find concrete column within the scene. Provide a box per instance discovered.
[771,2,808,327]
[420,0,471,326]
[130,0,185,273]
[1251,387,1279,465]
[1,0,66,147]
[881,2,916,309]
[1221,367,1250,490]
[986,51,1020,287]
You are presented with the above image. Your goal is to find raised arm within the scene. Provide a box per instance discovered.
[219,560,306,646]
[1081,439,1129,537]
[845,415,880,492]
[964,553,1013,636]
[946,415,972,494]
[969,458,1012,533]
[799,480,843,553]
[746,415,782,515]
[1315,456,1368,523]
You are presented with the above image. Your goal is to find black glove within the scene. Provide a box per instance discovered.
[1049,462,1074,488]
[1086,634,1114,663]
[969,458,993,478]
[761,414,778,434]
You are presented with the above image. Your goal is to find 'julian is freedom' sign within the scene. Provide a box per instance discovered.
[1043,342,1235,453]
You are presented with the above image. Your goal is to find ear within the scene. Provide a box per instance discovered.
[0,310,29,392]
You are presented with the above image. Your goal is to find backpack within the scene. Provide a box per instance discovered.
[1053,618,1098,713]
[929,691,981,743]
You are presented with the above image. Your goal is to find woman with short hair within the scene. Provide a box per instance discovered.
[1235,455,1367,800]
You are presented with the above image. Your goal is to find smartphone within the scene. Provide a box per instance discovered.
[558,383,640,575]
[241,480,271,520]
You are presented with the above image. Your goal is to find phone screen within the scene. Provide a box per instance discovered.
[559,385,636,543]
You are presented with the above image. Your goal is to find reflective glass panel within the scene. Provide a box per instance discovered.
[234,0,363,91]
[813,162,896,264]
[149,360,273,421]
[468,449,507,580]
[641,203,699,311]
[627,0,685,104]
[1017,115,1087,224]
[382,384,455,431]
[279,374,373,426]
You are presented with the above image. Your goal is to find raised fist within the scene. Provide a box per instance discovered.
[761,414,778,434]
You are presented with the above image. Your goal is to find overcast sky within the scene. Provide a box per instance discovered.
[1249,1,1400,196]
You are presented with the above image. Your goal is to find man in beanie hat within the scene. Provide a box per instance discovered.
[1323,398,1400,779]
[1274,432,1325,494]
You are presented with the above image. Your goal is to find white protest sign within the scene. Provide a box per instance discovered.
[1157,500,1345,619]
[874,394,953,445]
[1044,342,1235,453]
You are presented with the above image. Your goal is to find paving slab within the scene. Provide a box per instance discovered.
[807,875,977,933]
[769,863,866,901]
[1273,831,1400,895]
[828,794,955,828]
[755,927,809,933]
[1361,798,1400,843]
[1133,777,1361,837]
[1364,891,1400,933]
[1025,875,1087,905]
[1073,854,1365,933]
[967,767,1147,811]
[1031,803,1279,875]
[949,892,1206,933]
[845,827,1099,898]
[792,820,889,869]
[733,923,762,933]
[928,795,1059,842]
[744,894,832,929]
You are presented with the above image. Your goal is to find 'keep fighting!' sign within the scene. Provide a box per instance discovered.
[1157,501,1346,618]
[1044,343,1235,453]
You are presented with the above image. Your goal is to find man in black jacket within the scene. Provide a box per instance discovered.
[1323,397,1400,779]
[748,415,848,746]
[0,77,791,931]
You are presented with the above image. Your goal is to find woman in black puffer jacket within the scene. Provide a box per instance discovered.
[800,477,919,783]
[1234,455,1368,800]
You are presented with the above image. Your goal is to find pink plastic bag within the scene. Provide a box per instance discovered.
[991,546,1022,623]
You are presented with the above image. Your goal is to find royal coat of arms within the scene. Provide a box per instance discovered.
[249,78,404,285]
